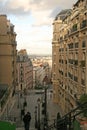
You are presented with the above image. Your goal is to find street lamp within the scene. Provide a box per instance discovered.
[17,92,20,108]
[37,98,41,130]
[44,85,48,130]
[42,75,49,129]
[23,96,27,108]
[35,106,38,128]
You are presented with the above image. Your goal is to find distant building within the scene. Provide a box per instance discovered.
[32,57,52,88]
[17,49,33,92]
[0,15,17,117]
[52,0,87,114]
[33,65,47,88]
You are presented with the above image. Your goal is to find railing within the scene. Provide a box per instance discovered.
[48,101,87,130]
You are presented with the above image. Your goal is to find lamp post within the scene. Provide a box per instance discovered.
[17,92,20,108]
[37,98,41,130]
[23,96,27,108]
[43,75,48,130]
[44,86,48,130]
[45,87,47,116]
[35,106,38,128]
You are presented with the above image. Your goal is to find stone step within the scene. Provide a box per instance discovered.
[16,127,36,130]
[16,128,23,130]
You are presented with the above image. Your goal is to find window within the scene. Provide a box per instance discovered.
[21,84,22,90]
[54,34,56,40]
[80,20,87,29]
[82,52,85,60]
[82,41,86,48]
[75,42,79,48]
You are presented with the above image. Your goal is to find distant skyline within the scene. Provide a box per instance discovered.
[0,0,77,55]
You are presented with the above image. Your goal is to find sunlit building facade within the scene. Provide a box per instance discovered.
[52,0,87,114]
[17,49,33,92]
[0,15,17,116]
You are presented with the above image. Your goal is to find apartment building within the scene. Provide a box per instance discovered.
[33,66,45,88]
[0,15,17,116]
[17,49,33,92]
[32,56,52,87]
[52,0,87,114]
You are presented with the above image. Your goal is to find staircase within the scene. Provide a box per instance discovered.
[16,101,87,130]
[1,101,86,130]
[47,101,87,130]
[16,128,24,130]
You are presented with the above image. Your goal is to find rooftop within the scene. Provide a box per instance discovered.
[55,9,72,21]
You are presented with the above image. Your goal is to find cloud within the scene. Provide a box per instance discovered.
[0,0,31,16]
[0,0,77,26]
[0,0,77,54]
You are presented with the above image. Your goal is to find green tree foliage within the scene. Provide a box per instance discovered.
[79,94,87,117]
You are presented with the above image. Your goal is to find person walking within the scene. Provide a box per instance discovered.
[56,112,61,130]
[21,108,25,120]
[23,111,31,130]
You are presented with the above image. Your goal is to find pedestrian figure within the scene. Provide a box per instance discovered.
[21,108,25,120]
[57,112,61,120]
[57,112,61,130]
[23,101,27,107]
[23,98,27,107]
[23,112,31,130]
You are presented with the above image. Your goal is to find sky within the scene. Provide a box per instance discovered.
[0,0,77,55]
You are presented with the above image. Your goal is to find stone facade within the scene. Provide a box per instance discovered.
[32,56,52,89]
[52,0,87,114]
[17,49,33,92]
[0,15,17,90]
[0,15,17,117]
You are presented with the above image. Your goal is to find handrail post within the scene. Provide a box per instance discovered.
[69,113,71,130]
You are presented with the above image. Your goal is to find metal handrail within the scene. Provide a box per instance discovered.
[47,101,87,130]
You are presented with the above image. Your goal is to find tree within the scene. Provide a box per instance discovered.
[79,94,87,117]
